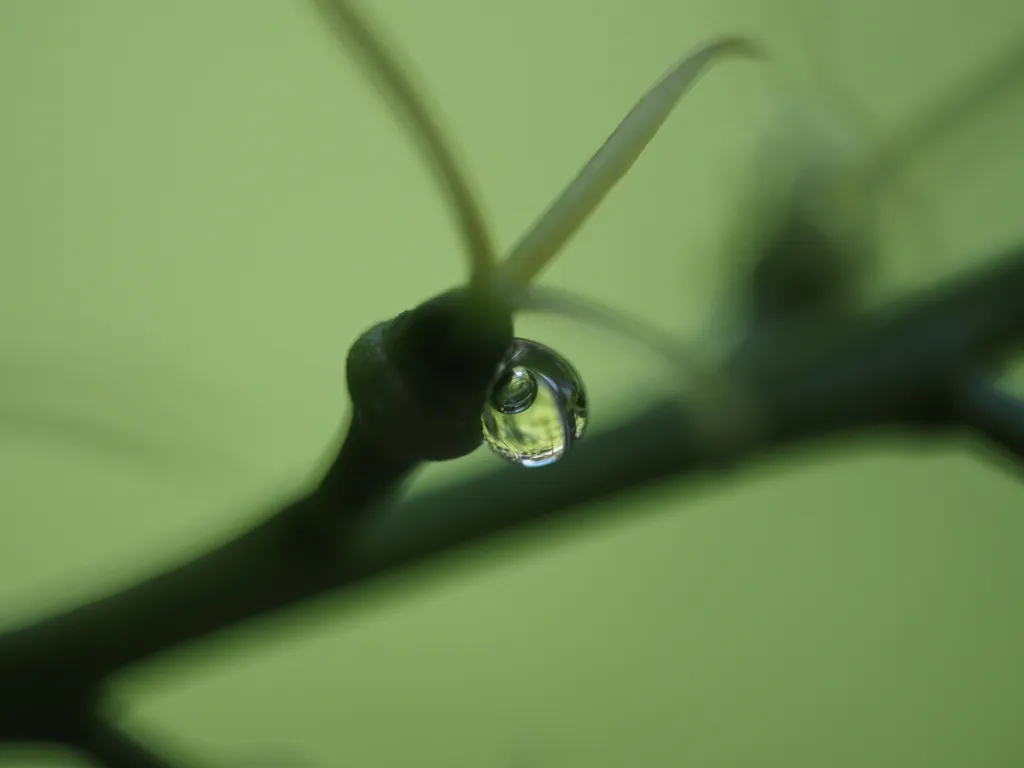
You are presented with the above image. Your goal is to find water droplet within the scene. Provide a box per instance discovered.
[481,338,588,467]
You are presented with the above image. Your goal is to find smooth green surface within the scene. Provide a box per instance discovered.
[2,1,1023,765]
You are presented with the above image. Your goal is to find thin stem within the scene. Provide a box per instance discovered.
[866,37,1024,192]
[309,0,498,285]
[499,37,761,283]
[498,280,717,388]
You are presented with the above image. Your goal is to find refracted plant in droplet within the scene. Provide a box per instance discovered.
[482,339,588,467]
[313,0,762,468]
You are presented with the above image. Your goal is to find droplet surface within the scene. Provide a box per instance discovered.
[482,338,588,467]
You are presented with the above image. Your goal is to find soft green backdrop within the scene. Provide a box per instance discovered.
[2,1,1023,766]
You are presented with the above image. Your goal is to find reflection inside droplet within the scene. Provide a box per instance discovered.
[481,338,588,467]
[490,366,538,415]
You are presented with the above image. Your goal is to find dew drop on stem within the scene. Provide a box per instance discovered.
[481,339,588,467]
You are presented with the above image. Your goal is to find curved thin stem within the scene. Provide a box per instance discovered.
[499,36,763,284]
[496,280,717,390]
[310,0,498,286]
[0,402,247,481]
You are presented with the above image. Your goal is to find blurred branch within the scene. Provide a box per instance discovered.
[1,241,1022,765]
[870,35,1024,188]
[952,365,1024,468]
[68,713,182,768]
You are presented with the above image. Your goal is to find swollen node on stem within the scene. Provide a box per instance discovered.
[343,276,732,469]
[346,287,514,463]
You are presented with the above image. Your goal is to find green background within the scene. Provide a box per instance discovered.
[2,1,1023,765]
